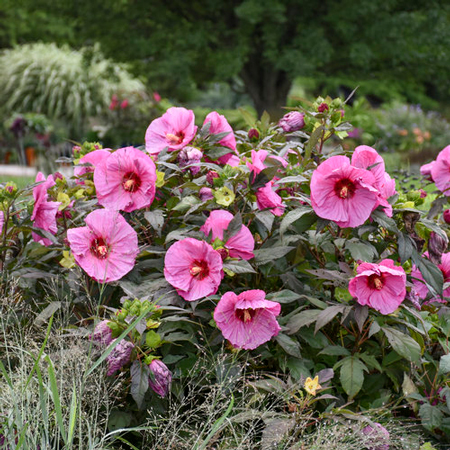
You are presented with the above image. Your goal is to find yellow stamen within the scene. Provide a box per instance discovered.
[340,186,348,198]
[166,133,182,145]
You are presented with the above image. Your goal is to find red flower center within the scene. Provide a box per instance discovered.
[334,178,356,199]
[236,308,257,323]
[368,274,384,290]
[122,172,141,192]
[189,260,209,280]
[90,237,110,259]
[166,131,184,145]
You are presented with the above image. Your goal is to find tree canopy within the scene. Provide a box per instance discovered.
[2,0,450,117]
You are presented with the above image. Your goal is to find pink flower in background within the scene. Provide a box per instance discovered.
[362,423,390,450]
[214,290,281,350]
[0,211,3,235]
[178,146,203,174]
[31,172,61,246]
[94,147,156,212]
[203,112,240,166]
[200,210,254,260]
[420,161,435,181]
[412,252,450,299]
[109,94,119,111]
[256,181,285,216]
[431,146,450,195]
[91,320,113,346]
[164,237,223,301]
[120,99,129,109]
[67,209,139,283]
[349,259,406,315]
[74,149,111,184]
[153,91,161,102]
[145,107,197,155]
[278,111,305,132]
[148,360,172,397]
[310,155,378,228]
[106,339,134,376]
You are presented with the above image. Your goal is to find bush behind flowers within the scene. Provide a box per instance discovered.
[1,95,450,445]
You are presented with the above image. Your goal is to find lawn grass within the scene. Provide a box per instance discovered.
[0,175,35,189]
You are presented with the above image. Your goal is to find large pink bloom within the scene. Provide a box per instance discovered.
[67,209,139,283]
[214,290,281,350]
[246,149,287,180]
[256,181,285,216]
[420,161,435,181]
[200,210,254,260]
[94,147,156,212]
[164,237,223,301]
[412,252,450,299]
[349,259,406,314]
[203,112,239,166]
[310,155,378,228]
[31,172,61,246]
[74,149,111,184]
[431,146,450,196]
[145,107,197,155]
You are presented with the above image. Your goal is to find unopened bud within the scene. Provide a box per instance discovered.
[91,320,113,347]
[278,111,305,132]
[317,103,329,113]
[444,209,450,224]
[248,128,260,140]
[206,171,220,185]
[106,339,134,376]
[429,231,448,265]
[148,359,172,397]
[199,187,214,201]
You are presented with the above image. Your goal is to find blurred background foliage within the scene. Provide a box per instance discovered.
[1,0,450,167]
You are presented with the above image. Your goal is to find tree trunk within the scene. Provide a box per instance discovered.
[241,62,292,121]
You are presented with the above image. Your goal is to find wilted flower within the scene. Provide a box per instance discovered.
[201,210,254,260]
[148,360,172,397]
[256,181,285,216]
[67,209,139,283]
[349,259,406,315]
[203,111,239,166]
[94,146,157,212]
[428,231,449,264]
[31,172,61,246]
[145,107,197,155]
[74,149,111,184]
[106,339,134,376]
[214,289,281,350]
[310,155,378,228]
[431,146,450,195]
[199,187,214,201]
[278,111,305,132]
[361,423,390,450]
[178,146,203,174]
[91,320,113,346]
[164,238,223,301]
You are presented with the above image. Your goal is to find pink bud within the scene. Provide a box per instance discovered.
[278,111,305,132]
[248,128,260,140]
[419,189,427,198]
[53,171,64,181]
[206,171,220,185]
[318,103,329,113]
[120,99,129,109]
[429,231,448,265]
[199,187,214,201]
[444,209,450,224]
[148,360,172,397]
[91,320,113,347]
[153,91,161,102]
[106,340,134,376]
[339,109,345,118]
[178,147,203,175]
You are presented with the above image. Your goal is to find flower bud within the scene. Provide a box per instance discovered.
[206,171,220,185]
[278,111,305,132]
[91,320,113,347]
[419,189,427,199]
[443,209,450,224]
[120,99,129,109]
[199,187,214,201]
[362,423,390,450]
[428,231,448,265]
[248,128,260,140]
[148,359,172,397]
[178,146,203,175]
[106,339,134,376]
[317,102,329,113]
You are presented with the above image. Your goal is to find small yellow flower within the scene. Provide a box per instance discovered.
[156,171,165,187]
[304,376,321,396]
[214,186,235,207]
[57,192,71,211]
[60,250,75,269]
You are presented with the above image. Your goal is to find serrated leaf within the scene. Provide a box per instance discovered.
[275,333,301,358]
[340,356,367,398]
[286,309,321,334]
[172,195,201,212]
[419,403,442,431]
[304,125,324,161]
[255,210,274,232]
[130,361,149,409]
[315,305,346,334]
[416,257,444,297]
[275,175,307,184]
[382,326,421,363]
[251,166,278,190]
[223,212,242,242]
[354,305,368,333]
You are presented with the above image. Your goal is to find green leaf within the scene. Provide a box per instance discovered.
[319,346,350,356]
[108,410,132,432]
[267,290,301,304]
[419,403,443,431]
[239,107,257,127]
[304,125,324,161]
[223,212,242,242]
[254,246,294,265]
[345,240,378,262]
[314,304,347,334]
[397,233,416,263]
[172,195,201,212]
[275,333,301,358]
[382,326,421,363]
[371,210,398,232]
[251,166,278,190]
[255,210,274,232]
[439,354,450,374]
[415,257,444,296]
[280,206,313,236]
[144,210,164,236]
[130,361,149,410]
[286,309,321,334]
[339,356,367,398]
[223,259,256,274]
[145,330,162,349]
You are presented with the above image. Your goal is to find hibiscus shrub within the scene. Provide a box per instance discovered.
[1,95,450,444]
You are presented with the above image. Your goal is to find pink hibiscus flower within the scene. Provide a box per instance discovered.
[420,161,435,181]
[214,290,281,350]
[31,172,61,246]
[74,149,111,184]
[145,107,197,156]
[412,252,450,299]
[200,210,255,260]
[431,146,450,195]
[94,147,156,213]
[349,259,406,314]
[256,181,285,216]
[203,111,239,166]
[310,155,378,228]
[67,209,139,283]
[0,211,4,235]
[164,237,223,301]
[246,149,288,181]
